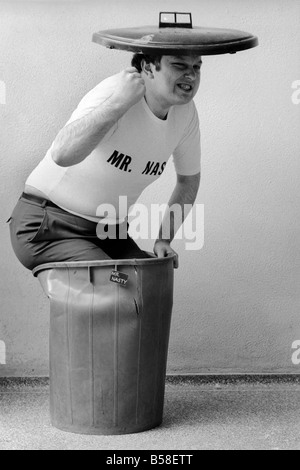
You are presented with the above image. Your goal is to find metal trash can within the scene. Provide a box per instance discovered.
[33,255,174,435]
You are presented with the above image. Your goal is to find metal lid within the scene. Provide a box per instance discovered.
[92,12,258,56]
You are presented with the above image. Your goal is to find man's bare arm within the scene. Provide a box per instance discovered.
[154,172,201,267]
[52,68,145,167]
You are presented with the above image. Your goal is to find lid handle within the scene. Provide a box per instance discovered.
[159,12,193,29]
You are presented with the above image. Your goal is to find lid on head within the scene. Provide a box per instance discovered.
[92,12,258,56]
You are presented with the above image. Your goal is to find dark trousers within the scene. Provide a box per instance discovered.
[7,193,150,271]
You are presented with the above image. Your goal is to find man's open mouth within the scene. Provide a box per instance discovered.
[177,83,193,92]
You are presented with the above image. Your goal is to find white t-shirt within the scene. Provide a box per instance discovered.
[26,73,201,224]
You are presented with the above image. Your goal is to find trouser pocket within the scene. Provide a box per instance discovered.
[11,199,93,243]
[14,204,47,242]
[29,208,97,241]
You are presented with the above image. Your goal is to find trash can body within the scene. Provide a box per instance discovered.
[33,256,174,435]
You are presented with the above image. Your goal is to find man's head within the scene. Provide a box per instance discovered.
[131,53,202,117]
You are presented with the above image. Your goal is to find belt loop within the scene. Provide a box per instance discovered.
[41,200,47,208]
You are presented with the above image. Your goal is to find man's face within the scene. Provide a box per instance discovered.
[149,55,202,108]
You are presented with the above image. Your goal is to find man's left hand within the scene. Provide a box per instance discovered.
[153,240,179,269]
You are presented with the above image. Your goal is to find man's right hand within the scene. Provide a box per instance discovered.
[111,67,146,109]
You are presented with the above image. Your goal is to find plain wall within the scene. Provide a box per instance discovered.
[0,0,299,376]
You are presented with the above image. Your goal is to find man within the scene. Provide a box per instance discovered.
[7,54,202,271]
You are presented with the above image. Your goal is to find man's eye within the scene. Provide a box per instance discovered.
[173,64,186,69]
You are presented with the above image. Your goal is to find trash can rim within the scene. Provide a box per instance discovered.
[32,253,175,277]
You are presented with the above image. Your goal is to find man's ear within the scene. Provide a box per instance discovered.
[141,60,154,78]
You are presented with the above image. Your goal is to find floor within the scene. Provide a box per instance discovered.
[0,375,300,450]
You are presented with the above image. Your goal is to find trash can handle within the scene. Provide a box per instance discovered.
[159,12,193,29]
[87,265,93,284]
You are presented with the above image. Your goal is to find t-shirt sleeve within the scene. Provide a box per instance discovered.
[172,101,201,176]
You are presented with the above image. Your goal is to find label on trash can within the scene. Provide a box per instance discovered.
[110,270,129,287]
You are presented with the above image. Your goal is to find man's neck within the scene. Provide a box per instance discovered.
[144,93,169,120]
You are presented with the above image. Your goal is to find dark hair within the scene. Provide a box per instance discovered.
[131,53,162,73]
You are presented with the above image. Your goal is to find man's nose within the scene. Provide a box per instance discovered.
[184,68,197,80]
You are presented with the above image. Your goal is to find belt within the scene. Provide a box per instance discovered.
[21,192,61,209]
[21,192,127,227]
